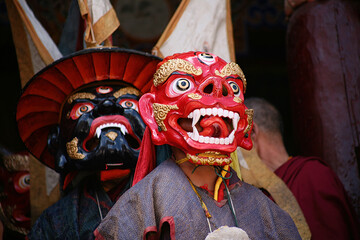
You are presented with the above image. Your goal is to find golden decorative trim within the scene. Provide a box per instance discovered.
[214,62,247,93]
[152,103,179,131]
[175,156,189,165]
[187,152,232,166]
[67,92,96,104]
[233,97,242,103]
[188,93,202,100]
[153,59,202,87]
[3,154,30,171]
[214,165,230,201]
[201,151,222,155]
[187,176,212,218]
[113,87,140,98]
[244,109,254,134]
[105,131,118,141]
[66,137,85,159]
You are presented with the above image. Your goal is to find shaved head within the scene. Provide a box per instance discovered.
[245,97,284,136]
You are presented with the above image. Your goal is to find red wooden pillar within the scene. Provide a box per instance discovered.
[286,0,360,218]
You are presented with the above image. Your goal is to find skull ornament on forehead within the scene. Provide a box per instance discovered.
[50,82,146,172]
[139,52,253,166]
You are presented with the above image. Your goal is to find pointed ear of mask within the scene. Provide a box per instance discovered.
[239,124,253,150]
[139,93,167,145]
[239,133,253,150]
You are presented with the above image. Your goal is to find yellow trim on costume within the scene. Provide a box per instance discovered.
[187,177,212,218]
[230,150,242,181]
[175,157,189,165]
[213,165,229,201]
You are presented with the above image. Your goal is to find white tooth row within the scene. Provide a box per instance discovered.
[186,108,240,145]
[95,123,128,138]
[187,131,235,145]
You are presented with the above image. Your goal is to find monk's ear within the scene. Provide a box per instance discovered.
[251,123,258,141]
[139,93,166,144]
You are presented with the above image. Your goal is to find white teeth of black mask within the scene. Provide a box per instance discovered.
[94,123,128,138]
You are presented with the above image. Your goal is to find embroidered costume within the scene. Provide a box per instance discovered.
[95,159,301,239]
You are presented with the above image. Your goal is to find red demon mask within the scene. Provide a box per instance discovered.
[139,52,253,166]
[0,149,30,236]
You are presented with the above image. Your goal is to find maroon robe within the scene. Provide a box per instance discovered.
[275,156,360,240]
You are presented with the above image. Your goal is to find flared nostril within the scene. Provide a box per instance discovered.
[201,83,229,97]
[203,84,214,94]
[222,85,228,96]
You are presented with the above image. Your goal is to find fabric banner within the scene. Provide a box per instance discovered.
[6,0,64,223]
[152,0,235,62]
[78,0,120,48]
[7,0,120,225]
[6,0,62,87]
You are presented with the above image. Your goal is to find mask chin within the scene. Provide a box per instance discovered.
[69,129,140,171]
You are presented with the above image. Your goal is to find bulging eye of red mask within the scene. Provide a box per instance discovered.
[167,77,195,97]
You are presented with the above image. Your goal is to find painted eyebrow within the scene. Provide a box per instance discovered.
[169,71,195,78]
[225,76,242,80]
[67,92,96,104]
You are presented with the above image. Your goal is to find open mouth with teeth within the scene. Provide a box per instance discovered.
[82,115,141,151]
[178,107,241,147]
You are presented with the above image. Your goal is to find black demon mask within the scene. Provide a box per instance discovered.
[48,82,146,173]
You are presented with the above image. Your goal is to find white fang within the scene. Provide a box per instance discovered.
[185,107,240,145]
[94,123,128,138]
